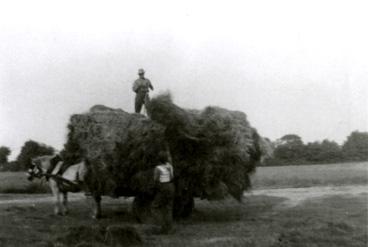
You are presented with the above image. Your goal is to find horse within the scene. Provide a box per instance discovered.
[27,154,91,216]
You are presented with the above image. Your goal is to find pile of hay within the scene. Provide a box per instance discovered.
[55,225,142,247]
[146,94,262,216]
[62,105,166,197]
[62,94,263,218]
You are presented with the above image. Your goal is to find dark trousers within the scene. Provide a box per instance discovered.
[152,182,175,233]
[135,92,149,113]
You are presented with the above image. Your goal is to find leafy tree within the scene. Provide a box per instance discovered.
[342,131,368,161]
[274,134,304,163]
[278,134,303,146]
[319,140,342,162]
[0,146,11,164]
[16,140,55,171]
[304,140,342,163]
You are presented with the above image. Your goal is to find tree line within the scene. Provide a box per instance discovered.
[262,131,368,166]
[0,131,367,171]
[0,140,54,171]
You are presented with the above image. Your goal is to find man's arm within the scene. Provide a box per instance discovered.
[169,164,174,180]
[153,167,160,183]
[148,80,154,90]
[132,80,139,93]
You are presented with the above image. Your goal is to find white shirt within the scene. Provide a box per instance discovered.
[155,163,174,183]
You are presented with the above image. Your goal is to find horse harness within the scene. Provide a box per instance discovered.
[31,160,82,192]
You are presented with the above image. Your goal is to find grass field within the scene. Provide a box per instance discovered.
[0,172,49,193]
[251,161,368,189]
[0,192,366,246]
[0,162,367,246]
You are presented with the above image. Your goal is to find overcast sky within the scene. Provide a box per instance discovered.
[1,0,367,159]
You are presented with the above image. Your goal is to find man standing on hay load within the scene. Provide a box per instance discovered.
[152,151,175,234]
[132,68,154,113]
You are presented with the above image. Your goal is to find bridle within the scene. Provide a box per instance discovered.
[27,161,45,181]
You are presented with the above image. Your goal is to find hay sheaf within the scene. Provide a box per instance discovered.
[147,94,262,201]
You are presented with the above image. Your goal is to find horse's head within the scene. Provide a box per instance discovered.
[27,154,62,181]
[27,157,43,181]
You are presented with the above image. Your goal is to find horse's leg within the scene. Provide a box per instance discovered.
[92,194,102,219]
[62,192,69,215]
[50,180,61,215]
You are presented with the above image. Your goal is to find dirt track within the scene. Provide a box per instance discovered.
[1,184,367,207]
[247,184,368,206]
[0,193,85,205]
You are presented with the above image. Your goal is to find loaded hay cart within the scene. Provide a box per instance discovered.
[61,94,265,220]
